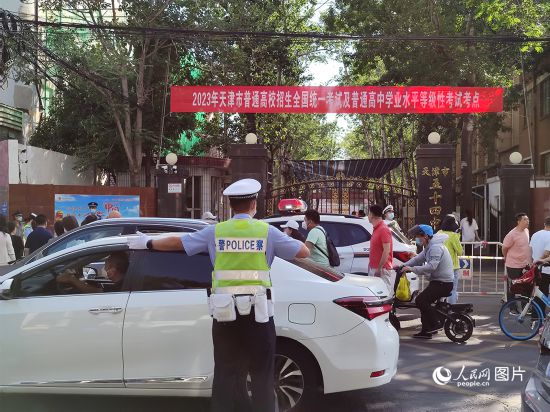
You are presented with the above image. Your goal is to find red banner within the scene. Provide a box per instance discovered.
[170,86,503,114]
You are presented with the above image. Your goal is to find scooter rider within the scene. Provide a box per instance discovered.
[397,224,454,339]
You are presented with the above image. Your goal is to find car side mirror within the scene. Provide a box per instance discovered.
[0,278,14,300]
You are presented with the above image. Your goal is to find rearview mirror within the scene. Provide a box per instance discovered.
[0,278,14,299]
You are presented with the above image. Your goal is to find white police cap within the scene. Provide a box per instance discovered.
[223,178,261,199]
[383,204,394,214]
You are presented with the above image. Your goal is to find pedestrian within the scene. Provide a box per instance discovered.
[107,210,122,219]
[460,209,481,255]
[398,224,454,339]
[24,214,53,255]
[54,220,65,237]
[280,220,306,242]
[202,211,218,223]
[7,221,24,260]
[22,213,37,242]
[11,211,24,237]
[303,209,330,267]
[81,214,98,226]
[128,178,309,412]
[358,210,366,218]
[383,204,405,236]
[86,202,101,220]
[351,210,358,217]
[62,215,79,232]
[502,212,531,302]
[439,214,463,304]
[0,215,16,265]
[367,205,394,292]
[530,216,550,312]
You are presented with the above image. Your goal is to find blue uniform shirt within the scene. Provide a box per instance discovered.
[181,214,302,265]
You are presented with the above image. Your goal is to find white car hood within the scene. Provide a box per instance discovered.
[339,273,390,298]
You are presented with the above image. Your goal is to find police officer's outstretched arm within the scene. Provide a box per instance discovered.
[269,226,310,260]
[128,231,185,251]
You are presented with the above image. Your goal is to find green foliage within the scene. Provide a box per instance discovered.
[326,0,549,163]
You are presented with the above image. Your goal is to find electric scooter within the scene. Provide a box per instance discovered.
[390,267,476,343]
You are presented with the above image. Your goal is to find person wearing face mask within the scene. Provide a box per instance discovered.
[397,224,454,339]
[280,220,305,242]
[303,209,330,267]
[383,205,405,237]
[127,178,309,412]
[11,211,24,238]
[86,202,102,221]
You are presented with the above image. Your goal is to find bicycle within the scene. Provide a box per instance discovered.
[499,264,549,341]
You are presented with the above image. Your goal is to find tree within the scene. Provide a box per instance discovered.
[325,0,549,208]
[8,1,198,186]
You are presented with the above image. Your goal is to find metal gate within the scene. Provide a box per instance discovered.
[266,172,416,231]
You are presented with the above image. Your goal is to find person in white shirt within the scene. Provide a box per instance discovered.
[532,217,550,313]
[0,215,16,265]
[460,209,480,255]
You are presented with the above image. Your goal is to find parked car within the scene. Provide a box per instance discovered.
[264,211,420,296]
[0,217,210,277]
[0,234,399,412]
[522,318,550,411]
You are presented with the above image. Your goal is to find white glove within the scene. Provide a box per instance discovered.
[128,231,150,250]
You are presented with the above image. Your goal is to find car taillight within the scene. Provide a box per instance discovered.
[370,370,385,378]
[277,198,307,212]
[333,296,393,320]
[393,251,413,262]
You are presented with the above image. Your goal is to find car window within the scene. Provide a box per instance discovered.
[132,251,212,291]
[43,226,124,257]
[321,222,371,247]
[134,225,196,234]
[290,258,344,282]
[268,220,371,247]
[13,251,130,298]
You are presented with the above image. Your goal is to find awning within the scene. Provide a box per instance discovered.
[286,158,404,180]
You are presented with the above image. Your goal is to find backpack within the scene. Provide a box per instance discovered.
[311,226,340,267]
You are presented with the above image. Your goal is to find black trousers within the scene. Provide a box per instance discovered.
[416,281,454,332]
[211,309,276,412]
[506,267,526,302]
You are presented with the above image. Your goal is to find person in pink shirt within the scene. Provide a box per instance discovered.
[502,212,532,302]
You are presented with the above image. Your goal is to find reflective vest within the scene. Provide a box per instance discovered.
[213,218,271,295]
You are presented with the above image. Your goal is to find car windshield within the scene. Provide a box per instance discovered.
[289,258,344,282]
[391,227,411,245]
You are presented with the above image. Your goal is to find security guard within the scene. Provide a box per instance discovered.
[87,202,101,219]
[129,179,309,412]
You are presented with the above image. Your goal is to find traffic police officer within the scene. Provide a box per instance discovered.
[128,179,309,412]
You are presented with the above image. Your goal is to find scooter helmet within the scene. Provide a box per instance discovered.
[408,224,434,238]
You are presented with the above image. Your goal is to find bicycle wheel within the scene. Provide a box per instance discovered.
[499,297,544,341]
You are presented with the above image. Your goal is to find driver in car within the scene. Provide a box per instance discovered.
[56,252,129,293]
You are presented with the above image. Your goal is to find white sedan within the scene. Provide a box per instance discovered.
[0,234,399,411]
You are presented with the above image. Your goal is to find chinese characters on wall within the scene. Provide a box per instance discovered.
[416,145,456,230]
[422,165,451,228]
[171,86,504,114]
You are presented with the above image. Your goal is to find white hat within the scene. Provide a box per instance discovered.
[223,178,261,199]
[280,220,299,230]
[202,212,217,220]
[383,205,394,214]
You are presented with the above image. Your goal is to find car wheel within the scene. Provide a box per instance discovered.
[248,341,321,412]
[275,341,321,412]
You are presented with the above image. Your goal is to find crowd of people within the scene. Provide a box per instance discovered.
[0,207,123,265]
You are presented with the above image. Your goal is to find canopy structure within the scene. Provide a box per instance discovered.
[285,158,404,180]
